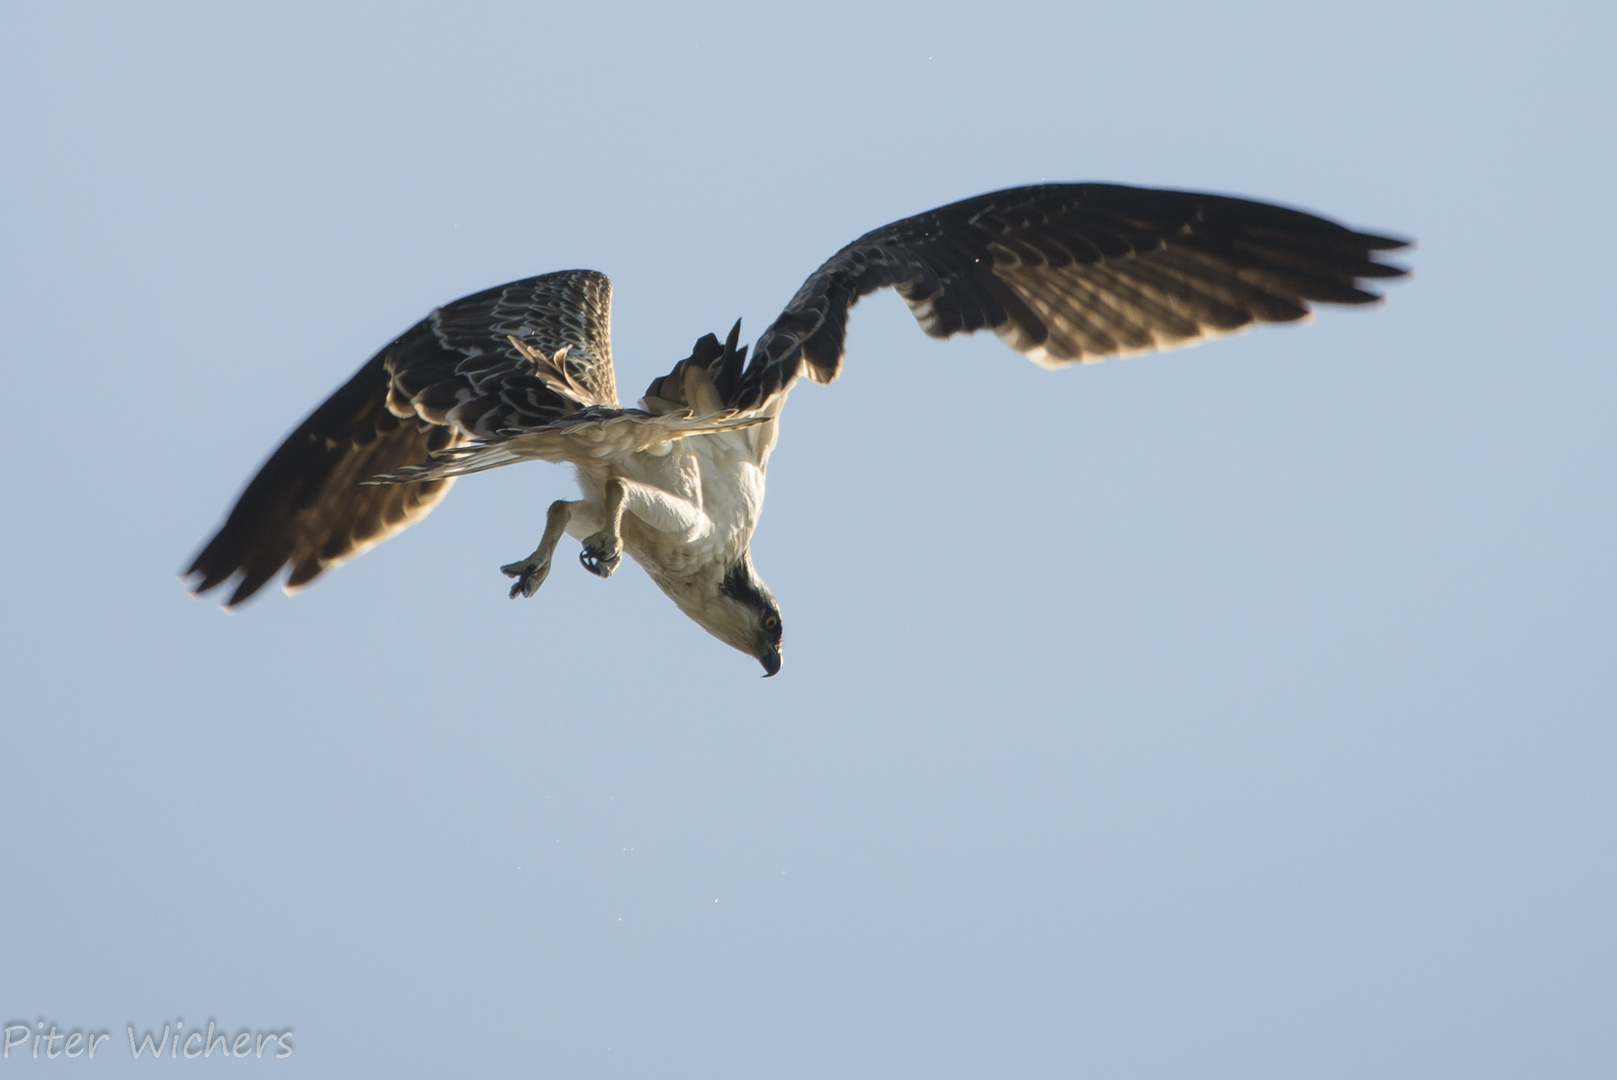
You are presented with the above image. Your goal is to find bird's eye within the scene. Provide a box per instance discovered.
[764,615,779,630]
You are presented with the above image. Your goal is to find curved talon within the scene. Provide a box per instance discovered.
[500,558,550,599]
[579,546,621,578]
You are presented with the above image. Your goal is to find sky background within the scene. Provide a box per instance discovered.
[3,0,1614,1076]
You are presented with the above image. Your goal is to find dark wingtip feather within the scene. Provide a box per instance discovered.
[285,557,325,590]
[183,537,243,597]
[1353,261,1410,279]
[226,566,277,608]
[1354,230,1414,251]
[184,563,227,596]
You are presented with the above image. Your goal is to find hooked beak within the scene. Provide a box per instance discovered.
[759,645,782,678]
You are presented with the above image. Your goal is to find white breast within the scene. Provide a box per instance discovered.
[606,424,772,577]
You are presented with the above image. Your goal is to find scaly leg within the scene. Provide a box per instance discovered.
[579,476,626,578]
[500,499,576,599]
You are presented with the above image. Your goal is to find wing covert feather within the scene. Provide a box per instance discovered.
[387,269,619,437]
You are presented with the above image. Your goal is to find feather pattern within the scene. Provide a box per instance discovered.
[730,183,1408,408]
[183,352,461,607]
[386,269,619,437]
[187,270,619,605]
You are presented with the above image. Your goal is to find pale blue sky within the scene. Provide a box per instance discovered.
[3,1,1613,1076]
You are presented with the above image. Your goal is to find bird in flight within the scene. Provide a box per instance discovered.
[186,182,1407,675]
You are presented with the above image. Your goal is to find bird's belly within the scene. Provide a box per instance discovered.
[614,435,766,577]
[622,517,730,575]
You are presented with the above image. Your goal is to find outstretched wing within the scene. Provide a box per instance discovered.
[729,183,1408,408]
[186,269,618,607]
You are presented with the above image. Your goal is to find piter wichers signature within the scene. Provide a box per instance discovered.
[4,1020,293,1059]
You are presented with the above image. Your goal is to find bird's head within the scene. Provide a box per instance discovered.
[664,553,783,676]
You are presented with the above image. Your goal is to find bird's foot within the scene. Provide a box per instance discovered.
[500,556,552,599]
[578,533,622,578]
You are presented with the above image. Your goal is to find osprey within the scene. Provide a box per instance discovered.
[186,183,1407,675]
